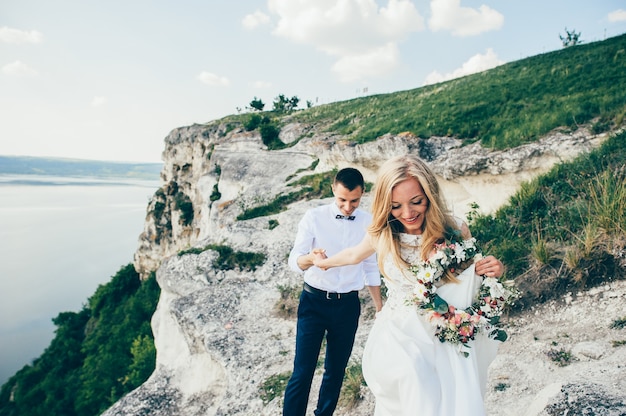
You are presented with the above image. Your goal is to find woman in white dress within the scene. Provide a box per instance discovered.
[314,155,507,416]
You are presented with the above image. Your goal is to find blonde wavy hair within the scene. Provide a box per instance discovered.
[367,155,463,282]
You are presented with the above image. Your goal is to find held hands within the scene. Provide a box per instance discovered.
[312,248,329,270]
[475,255,504,278]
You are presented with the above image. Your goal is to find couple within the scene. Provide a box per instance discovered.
[283,155,505,416]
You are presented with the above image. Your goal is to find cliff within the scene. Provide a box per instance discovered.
[101,120,624,415]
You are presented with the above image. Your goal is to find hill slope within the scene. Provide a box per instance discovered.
[288,32,626,149]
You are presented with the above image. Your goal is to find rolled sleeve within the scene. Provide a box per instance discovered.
[288,213,314,273]
[362,253,381,286]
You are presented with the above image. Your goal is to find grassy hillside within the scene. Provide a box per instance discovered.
[471,130,625,309]
[288,33,626,150]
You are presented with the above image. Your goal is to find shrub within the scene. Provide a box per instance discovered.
[174,191,193,226]
[494,382,510,392]
[611,317,626,330]
[260,122,282,149]
[0,267,160,416]
[545,347,576,367]
[210,183,221,202]
[178,244,267,271]
[244,113,263,131]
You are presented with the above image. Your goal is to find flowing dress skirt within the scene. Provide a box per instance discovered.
[362,264,500,416]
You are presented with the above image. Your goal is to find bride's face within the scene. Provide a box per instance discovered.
[390,177,429,235]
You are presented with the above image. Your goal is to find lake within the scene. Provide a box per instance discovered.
[0,175,161,385]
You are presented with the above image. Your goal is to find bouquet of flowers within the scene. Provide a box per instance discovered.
[407,233,519,357]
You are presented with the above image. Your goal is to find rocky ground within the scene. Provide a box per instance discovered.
[483,279,626,416]
[264,281,626,416]
[292,279,626,416]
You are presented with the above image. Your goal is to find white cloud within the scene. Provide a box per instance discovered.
[252,80,272,89]
[429,0,503,36]
[332,42,400,82]
[266,0,425,82]
[0,26,43,44]
[197,71,230,87]
[608,9,626,23]
[423,48,504,85]
[242,10,271,29]
[2,60,38,76]
[91,96,107,107]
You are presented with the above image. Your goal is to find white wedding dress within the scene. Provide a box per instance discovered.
[362,233,500,416]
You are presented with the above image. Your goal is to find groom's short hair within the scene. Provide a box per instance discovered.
[334,167,364,191]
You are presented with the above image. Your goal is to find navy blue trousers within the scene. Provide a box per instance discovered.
[283,289,361,416]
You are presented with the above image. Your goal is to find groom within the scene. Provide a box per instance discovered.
[283,167,382,416]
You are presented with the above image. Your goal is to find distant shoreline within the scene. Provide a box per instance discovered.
[0,155,163,181]
[0,174,162,187]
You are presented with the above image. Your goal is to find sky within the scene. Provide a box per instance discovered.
[1,1,625,163]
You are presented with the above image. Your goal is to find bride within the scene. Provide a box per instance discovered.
[314,155,509,416]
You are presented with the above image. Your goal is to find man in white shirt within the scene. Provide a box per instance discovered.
[283,167,383,416]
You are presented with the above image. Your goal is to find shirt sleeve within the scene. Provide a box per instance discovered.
[362,252,381,286]
[288,211,314,273]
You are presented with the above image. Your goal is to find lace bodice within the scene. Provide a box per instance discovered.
[382,233,425,311]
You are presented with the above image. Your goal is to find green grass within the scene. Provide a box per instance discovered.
[259,371,291,405]
[212,36,625,156]
[289,33,626,150]
[178,244,267,271]
[237,169,338,220]
[338,361,366,409]
[469,130,626,310]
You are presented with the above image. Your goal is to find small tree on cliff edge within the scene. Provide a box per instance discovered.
[560,28,581,47]
[249,97,265,111]
[273,94,300,113]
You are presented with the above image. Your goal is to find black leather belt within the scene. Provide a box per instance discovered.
[303,282,358,300]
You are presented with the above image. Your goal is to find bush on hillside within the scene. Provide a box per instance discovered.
[0,265,160,416]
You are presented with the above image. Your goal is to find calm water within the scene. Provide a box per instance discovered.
[0,175,160,385]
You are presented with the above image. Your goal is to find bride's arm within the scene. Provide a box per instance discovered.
[314,234,376,270]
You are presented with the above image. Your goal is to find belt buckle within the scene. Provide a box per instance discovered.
[326,291,340,300]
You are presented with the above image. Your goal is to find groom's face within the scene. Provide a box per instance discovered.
[332,183,363,216]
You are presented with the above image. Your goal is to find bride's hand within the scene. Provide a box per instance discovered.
[312,248,329,270]
[475,255,504,278]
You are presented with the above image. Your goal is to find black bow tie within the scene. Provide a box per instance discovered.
[336,214,355,220]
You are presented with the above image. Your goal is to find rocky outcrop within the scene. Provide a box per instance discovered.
[133,122,603,282]
[106,119,619,416]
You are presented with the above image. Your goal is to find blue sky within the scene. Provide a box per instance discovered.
[1,0,625,163]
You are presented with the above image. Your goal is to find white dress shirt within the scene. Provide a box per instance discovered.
[288,202,381,293]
